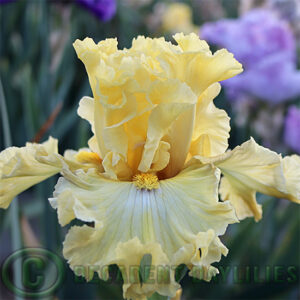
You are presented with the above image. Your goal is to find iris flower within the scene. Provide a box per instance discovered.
[284,106,300,154]
[76,0,117,22]
[1,33,299,300]
[201,9,300,103]
[161,3,198,34]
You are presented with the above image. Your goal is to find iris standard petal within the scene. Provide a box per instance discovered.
[189,83,230,158]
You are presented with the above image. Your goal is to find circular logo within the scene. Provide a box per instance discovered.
[1,248,65,298]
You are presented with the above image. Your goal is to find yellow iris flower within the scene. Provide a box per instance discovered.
[161,3,199,34]
[0,33,299,300]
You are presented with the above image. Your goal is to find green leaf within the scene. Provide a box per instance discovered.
[175,264,188,283]
[0,77,24,300]
[147,292,168,300]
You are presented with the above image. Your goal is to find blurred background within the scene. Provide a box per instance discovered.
[0,0,299,299]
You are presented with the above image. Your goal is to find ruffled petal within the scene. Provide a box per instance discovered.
[188,138,300,220]
[49,176,106,226]
[73,37,118,94]
[149,141,170,172]
[219,176,262,221]
[138,102,195,174]
[74,35,242,180]
[87,135,101,155]
[189,83,230,158]
[52,162,236,298]
[63,149,104,174]
[278,155,300,203]
[172,229,228,281]
[0,137,62,209]
[173,32,210,53]
[160,164,238,238]
[181,48,243,96]
[102,151,132,181]
[77,96,94,129]
[139,78,197,176]
[160,104,196,179]
[53,161,236,234]
[49,178,76,226]
[115,238,179,300]
[131,33,243,97]
[63,227,179,300]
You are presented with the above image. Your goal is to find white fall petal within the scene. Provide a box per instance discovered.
[49,162,237,298]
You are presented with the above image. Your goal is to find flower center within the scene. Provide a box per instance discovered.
[132,173,159,190]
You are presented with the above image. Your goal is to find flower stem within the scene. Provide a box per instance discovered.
[0,78,24,300]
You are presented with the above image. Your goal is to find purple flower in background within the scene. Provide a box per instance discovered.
[284,106,300,153]
[201,9,300,103]
[76,0,116,22]
[0,0,15,3]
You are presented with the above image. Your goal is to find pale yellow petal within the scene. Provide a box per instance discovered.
[77,95,107,158]
[138,102,195,174]
[74,35,243,181]
[50,176,106,226]
[146,80,197,177]
[148,79,196,106]
[172,229,228,281]
[73,37,99,67]
[94,99,109,158]
[63,227,178,299]
[182,48,243,96]
[51,173,130,227]
[77,97,98,155]
[57,163,236,252]
[115,238,179,300]
[134,79,197,176]
[73,37,118,70]
[63,149,104,174]
[173,32,210,53]
[102,125,128,159]
[189,83,230,158]
[189,138,299,220]
[95,90,134,159]
[0,137,62,209]
[49,178,76,226]
[102,151,132,181]
[149,141,170,172]
[87,135,101,155]
[220,176,262,221]
[159,104,196,179]
[57,162,236,297]
[73,38,119,96]
[130,34,243,96]
[63,224,107,280]
[131,35,179,59]
[160,164,238,240]
[77,96,94,128]
[275,155,300,203]
[125,111,150,174]
[215,139,290,221]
